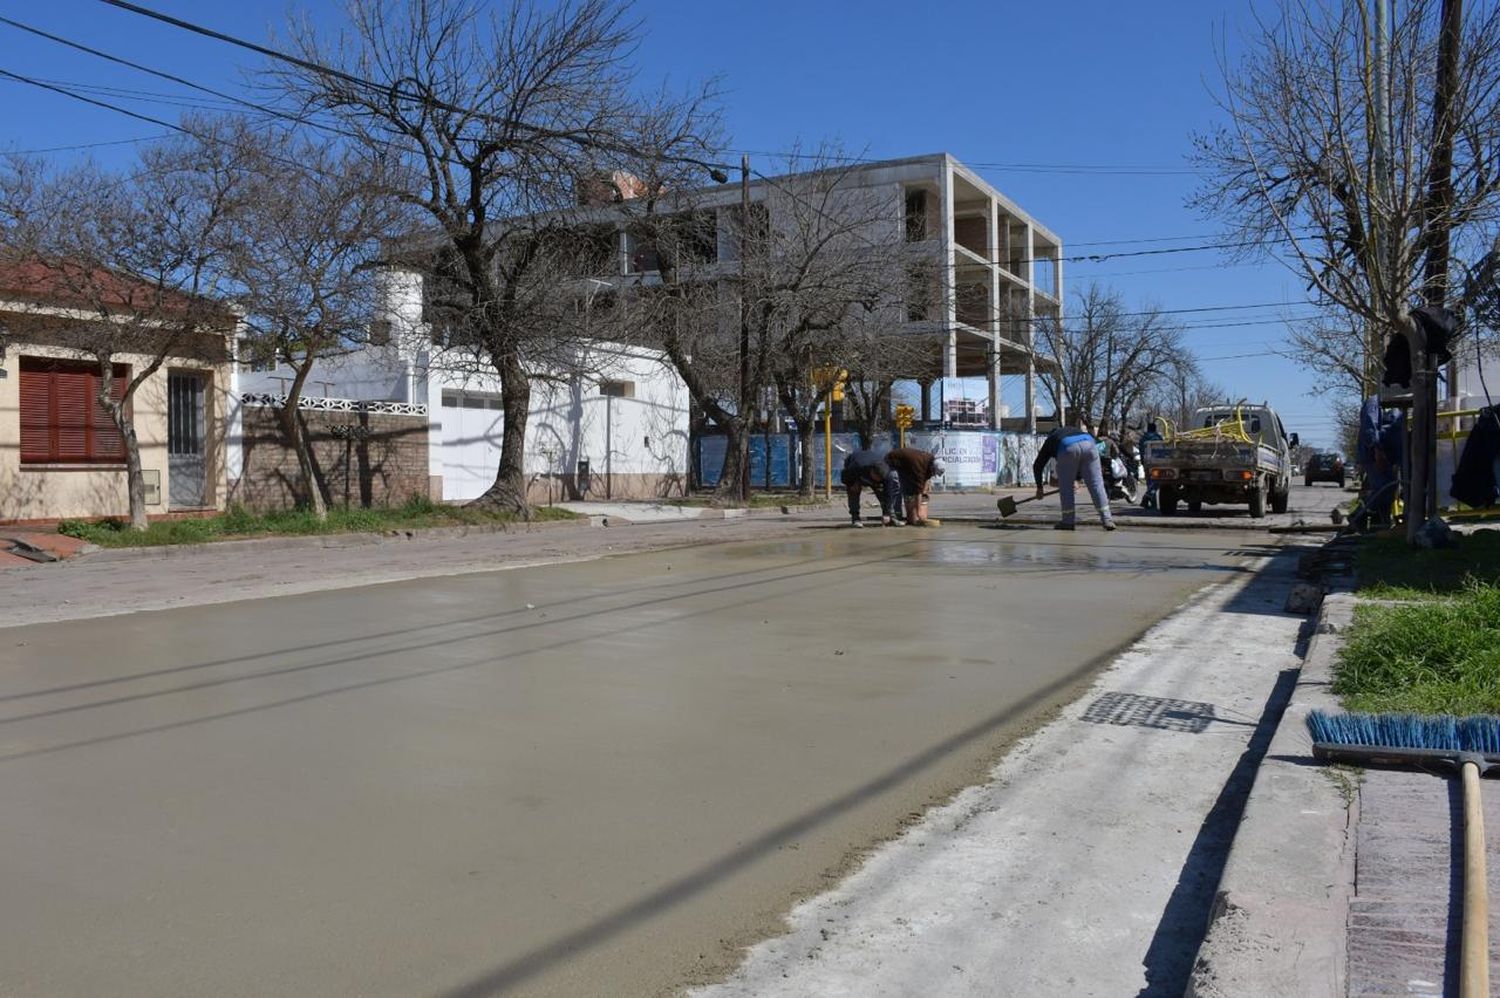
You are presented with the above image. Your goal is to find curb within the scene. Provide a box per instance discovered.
[76,516,594,564]
[1187,587,1360,997]
[938,514,1281,532]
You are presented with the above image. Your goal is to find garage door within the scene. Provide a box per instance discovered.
[439,390,504,501]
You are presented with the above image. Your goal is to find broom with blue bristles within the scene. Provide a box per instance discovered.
[1309,710,1499,998]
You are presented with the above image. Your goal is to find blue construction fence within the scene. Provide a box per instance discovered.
[696,429,1043,490]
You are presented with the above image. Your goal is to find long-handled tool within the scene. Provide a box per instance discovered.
[997,490,1057,518]
[1308,711,1496,998]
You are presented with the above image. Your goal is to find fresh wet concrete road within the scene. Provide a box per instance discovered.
[0,526,1274,997]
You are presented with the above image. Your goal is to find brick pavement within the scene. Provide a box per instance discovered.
[1347,770,1500,996]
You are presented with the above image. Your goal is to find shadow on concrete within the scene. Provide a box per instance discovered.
[434,651,1114,998]
[1136,667,1300,997]
[1444,776,1463,994]
[1081,692,1257,735]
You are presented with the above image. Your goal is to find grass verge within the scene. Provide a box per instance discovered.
[1333,580,1500,715]
[1355,527,1500,598]
[58,496,580,548]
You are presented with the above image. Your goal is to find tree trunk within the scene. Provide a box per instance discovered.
[279,359,327,521]
[712,420,748,504]
[98,368,148,532]
[121,419,149,532]
[796,419,815,497]
[473,350,532,516]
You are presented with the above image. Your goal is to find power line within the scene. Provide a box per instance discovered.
[16,11,1303,264]
[2,133,170,155]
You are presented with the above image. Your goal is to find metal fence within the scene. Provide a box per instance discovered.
[695,429,1044,490]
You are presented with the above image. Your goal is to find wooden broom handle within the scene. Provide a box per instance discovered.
[1461,760,1490,998]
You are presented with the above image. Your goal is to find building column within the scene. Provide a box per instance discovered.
[987,197,1002,429]
[942,162,957,385]
[1024,225,1037,433]
[920,379,933,423]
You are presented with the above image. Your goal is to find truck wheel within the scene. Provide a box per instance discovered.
[1271,482,1290,514]
[1160,487,1178,515]
[1249,481,1267,518]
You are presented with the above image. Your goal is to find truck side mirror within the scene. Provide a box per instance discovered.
[1289,433,1299,448]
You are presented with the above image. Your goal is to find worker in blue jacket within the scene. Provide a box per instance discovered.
[1032,424,1116,531]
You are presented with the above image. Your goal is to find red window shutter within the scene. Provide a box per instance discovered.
[17,359,132,463]
[53,367,91,463]
[18,365,51,463]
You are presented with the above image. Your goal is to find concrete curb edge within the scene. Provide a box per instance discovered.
[1187,590,1360,997]
[76,515,595,564]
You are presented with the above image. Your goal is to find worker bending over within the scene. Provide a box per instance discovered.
[842,448,904,527]
[884,447,946,525]
[1033,425,1116,531]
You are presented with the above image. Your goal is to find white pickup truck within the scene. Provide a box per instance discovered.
[1142,404,1298,518]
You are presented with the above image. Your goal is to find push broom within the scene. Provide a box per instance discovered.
[1308,710,1498,997]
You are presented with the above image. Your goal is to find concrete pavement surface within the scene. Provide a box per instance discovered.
[0,525,1263,997]
[694,532,1307,998]
[0,515,811,630]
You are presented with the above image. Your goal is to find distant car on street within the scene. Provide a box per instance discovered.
[1304,453,1346,488]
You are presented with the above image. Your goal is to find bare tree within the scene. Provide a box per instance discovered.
[4,125,246,530]
[222,127,405,520]
[1193,0,1500,399]
[616,147,934,498]
[1142,360,1228,434]
[1037,283,1200,435]
[276,0,717,514]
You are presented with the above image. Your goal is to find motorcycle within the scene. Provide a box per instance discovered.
[1100,438,1142,505]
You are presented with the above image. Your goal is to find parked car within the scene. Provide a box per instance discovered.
[1304,452,1346,488]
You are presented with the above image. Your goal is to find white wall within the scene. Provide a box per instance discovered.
[426,343,688,501]
[1452,336,1500,408]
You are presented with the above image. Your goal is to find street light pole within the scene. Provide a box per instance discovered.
[739,153,751,503]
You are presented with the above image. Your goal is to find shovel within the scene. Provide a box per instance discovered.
[997,490,1057,518]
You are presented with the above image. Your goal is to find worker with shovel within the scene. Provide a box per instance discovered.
[884,447,946,525]
[1032,424,1116,531]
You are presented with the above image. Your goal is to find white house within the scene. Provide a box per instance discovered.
[237,268,691,504]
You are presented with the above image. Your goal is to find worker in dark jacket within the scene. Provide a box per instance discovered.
[1451,406,1499,509]
[1033,425,1116,531]
[1354,398,1404,527]
[884,447,947,524]
[841,447,904,527]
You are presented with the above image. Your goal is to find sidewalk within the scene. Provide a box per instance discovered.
[1191,551,1500,996]
[0,511,821,629]
[692,535,1310,996]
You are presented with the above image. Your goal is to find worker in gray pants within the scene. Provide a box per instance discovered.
[1032,425,1116,531]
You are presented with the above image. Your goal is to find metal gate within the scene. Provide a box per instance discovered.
[168,371,207,508]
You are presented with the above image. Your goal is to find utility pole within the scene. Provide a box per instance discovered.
[1406,0,1463,542]
[1369,0,1392,397]
[739,153,752,503]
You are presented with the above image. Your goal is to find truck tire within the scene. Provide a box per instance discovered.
[1249,480,1267,518]
[1160,487,1178,515]
[1271,480,1290,514]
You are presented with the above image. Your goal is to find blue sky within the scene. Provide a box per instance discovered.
[0,0,1344,447]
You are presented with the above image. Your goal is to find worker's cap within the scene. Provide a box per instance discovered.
[932,458,947,477]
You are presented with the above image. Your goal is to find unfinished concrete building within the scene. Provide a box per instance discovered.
[888,153,1063,430]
